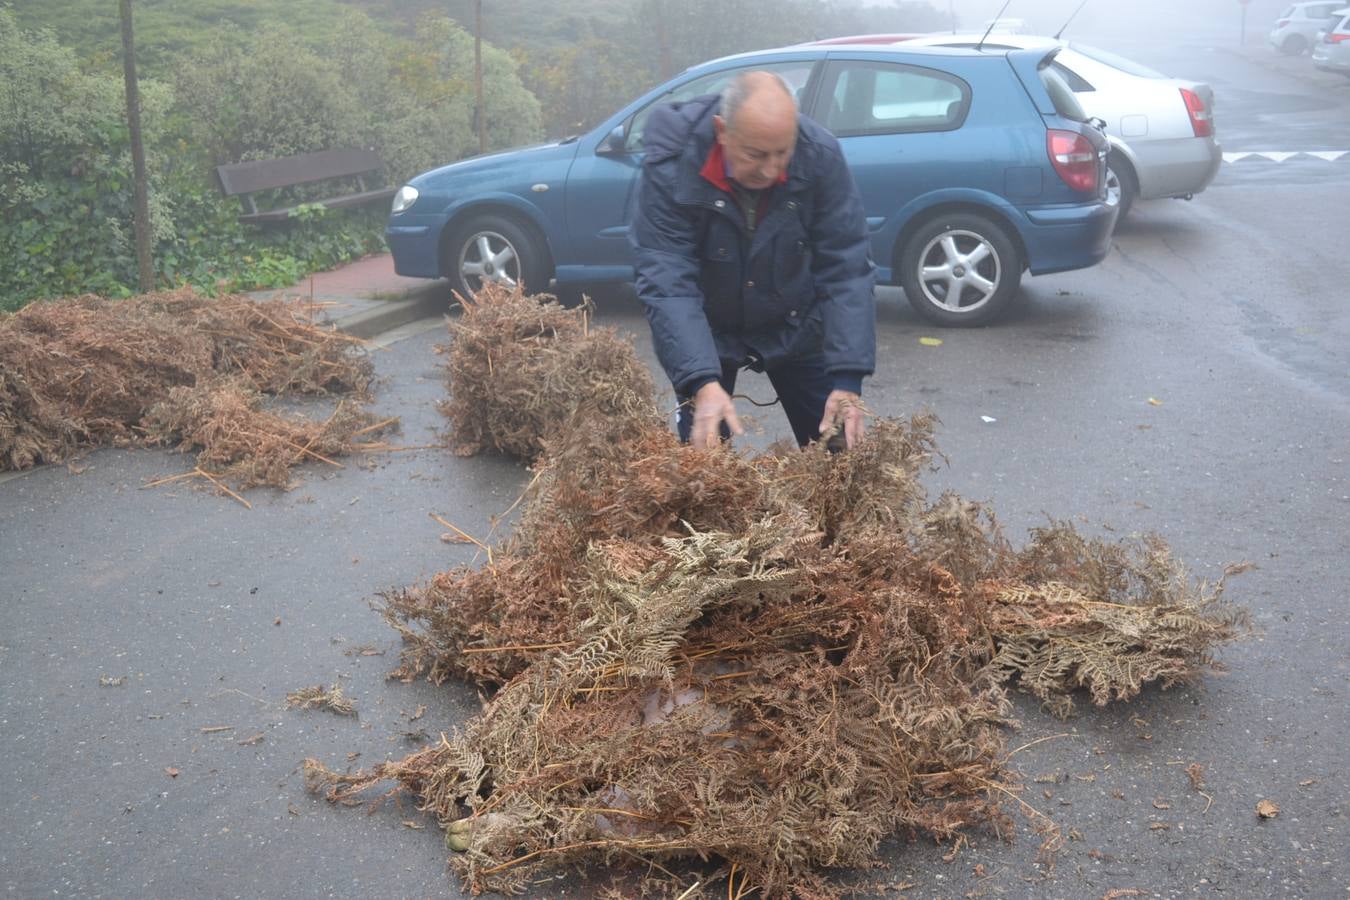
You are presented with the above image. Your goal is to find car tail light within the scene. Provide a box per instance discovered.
[1329,32,1350,43]
[1275,18,1290,27]
[1046,130,1099,194]
[1180,88,1213,138]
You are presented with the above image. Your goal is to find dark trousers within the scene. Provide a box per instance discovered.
[676,356,834,447]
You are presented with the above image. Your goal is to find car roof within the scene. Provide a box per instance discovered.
[699,42,1011,67]
[802,33,922,46]
[902,32,1058,49]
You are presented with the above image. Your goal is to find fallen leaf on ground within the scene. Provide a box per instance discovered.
[237,732,265,746]
[1256,799,1280,819]
[919,337,943,347]
[164,767,180,778]
[99,675,126,687]
[1152,799,1171,810]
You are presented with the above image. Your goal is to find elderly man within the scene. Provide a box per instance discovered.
[630,70,875,449]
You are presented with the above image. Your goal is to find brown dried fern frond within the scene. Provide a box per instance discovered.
[985,525,1252,716]
[0,289,377,481]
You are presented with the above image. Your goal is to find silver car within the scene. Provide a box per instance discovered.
[1311,7,1350,75]
[903,34,1220,220]
[1269,1,1344,55]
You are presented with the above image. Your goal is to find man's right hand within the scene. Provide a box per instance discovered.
[689,381,744,449]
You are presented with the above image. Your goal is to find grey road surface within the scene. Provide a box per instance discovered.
[3,36,1347,900]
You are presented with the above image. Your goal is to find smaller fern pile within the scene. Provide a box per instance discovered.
[305,285,1248,899]
[0,289,389,490]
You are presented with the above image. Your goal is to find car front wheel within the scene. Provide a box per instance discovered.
[1281,34,1307,55]
[445,214,549,300]
[899,212,1023,327]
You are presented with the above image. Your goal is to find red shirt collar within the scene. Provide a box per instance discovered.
[699,141,788,192]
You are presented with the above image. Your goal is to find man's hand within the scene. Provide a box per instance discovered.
[818,390,865,449]
[689,381,744,449]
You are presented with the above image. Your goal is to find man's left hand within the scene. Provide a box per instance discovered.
[818,390,865,449]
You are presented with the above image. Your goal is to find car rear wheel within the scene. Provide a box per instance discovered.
[899,212,1022,327]
[1105,154,1138,222]
[1281,34,1308,55]
[446,215,550,300]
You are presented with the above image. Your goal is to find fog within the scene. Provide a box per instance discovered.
[887,0,1290,46]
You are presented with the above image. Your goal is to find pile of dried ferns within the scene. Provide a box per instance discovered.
[307,285,1248,898]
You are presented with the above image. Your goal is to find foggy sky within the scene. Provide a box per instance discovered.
[887,0,1291,46]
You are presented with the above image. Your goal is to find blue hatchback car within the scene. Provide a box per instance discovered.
[386,43,1116,326]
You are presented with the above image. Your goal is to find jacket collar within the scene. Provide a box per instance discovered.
[699,141,790,193]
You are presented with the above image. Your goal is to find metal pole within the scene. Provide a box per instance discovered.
[119,0,154,292]
[475,0,486,154]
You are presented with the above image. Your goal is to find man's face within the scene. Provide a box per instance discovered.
[714,99,797,190]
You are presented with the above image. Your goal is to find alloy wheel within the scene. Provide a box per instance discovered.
[915,229,1002,314]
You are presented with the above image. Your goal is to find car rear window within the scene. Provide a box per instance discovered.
[1038,64,1088,121]
[1068,43,1167,79]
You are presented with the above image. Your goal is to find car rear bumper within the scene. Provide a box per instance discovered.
[1132,137,1222,200]
[1020,201,1117,276]
[386,220,442,279]
[1312,45,1350,72]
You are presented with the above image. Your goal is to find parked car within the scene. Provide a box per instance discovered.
[1311,6,1350,75]
[387,43,1115,326]
[1269,1,1344,55]
[902,33,1219,219]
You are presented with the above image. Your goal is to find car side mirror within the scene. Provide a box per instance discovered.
[1088,116,1107,133]
[598,124,628,156]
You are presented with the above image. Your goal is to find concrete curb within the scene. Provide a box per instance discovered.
[327,281,450,339]
[1217,44,1350,89]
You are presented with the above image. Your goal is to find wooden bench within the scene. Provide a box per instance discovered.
[215,148,397,225]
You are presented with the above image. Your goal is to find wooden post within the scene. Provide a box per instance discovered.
[119,0,154,292]
[653,0,674,80]
[475,0,486,154]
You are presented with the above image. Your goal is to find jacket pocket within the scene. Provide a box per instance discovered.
[771,231,813,314]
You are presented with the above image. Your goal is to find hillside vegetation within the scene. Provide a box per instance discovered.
[1,0,947,309]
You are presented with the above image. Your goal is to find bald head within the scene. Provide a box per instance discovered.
[714,71,798,190]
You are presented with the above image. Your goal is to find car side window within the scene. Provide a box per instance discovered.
[623,62,816,154]
[816,61,968,137]
[1052,60,1094,93]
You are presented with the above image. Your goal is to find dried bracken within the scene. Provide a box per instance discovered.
[439,284,657,460]
[287,683,358,716]
[307,286,1248,898]
[0,289,389,489]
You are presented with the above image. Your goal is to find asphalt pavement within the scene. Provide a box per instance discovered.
[3,33,1348,900]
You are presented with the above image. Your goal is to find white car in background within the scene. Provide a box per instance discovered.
[902,34,1220,220]
[1269,1,1344,55]
[1311,6,1350,75]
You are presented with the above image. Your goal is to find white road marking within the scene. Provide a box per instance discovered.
[1223,150,1349,163]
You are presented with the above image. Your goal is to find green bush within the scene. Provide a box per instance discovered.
[0,6,541,311]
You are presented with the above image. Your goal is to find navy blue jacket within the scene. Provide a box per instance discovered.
[629,94,876,396]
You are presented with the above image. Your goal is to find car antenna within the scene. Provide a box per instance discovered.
[976,0,1014,51]
[1054,0,1092,39]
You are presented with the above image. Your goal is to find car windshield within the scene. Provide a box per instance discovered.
[1068,43,1167,79]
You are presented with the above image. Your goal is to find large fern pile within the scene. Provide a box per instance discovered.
[306,285,1248,898]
